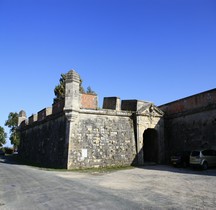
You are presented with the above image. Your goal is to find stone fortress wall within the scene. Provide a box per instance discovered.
[18,69,216,169]
[18,70,164,169]
[159,89,216,160]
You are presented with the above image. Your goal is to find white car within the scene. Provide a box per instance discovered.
[190,149,216,170]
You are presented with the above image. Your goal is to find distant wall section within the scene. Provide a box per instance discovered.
[159,88,216,160]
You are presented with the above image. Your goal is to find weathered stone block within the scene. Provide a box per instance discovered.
[103,97,121,110]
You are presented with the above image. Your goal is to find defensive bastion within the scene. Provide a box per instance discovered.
[18,70,165,169]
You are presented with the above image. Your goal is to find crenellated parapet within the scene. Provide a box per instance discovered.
[19,100,65,127]
[28,114,38,124]
[52,100,65,114]
[18,69,165,169]
[18,69,163,130]
[38,107,52,121]
[103,97,121,110]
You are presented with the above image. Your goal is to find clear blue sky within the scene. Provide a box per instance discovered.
[1,0,216,146]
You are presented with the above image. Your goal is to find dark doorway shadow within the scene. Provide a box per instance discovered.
[143,128,158,163]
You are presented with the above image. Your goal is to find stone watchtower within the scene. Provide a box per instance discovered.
[18,110,27,126]
[64,70,80,119]
[63,70,81,168]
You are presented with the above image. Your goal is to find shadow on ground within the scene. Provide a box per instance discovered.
[1,155,216,176]
[0,154,40,167]
[138,164,216,177]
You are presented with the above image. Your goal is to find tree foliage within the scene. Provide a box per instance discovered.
[0,126,7,147]
[53,73,96,103]
[79,78,85,94]
[5,112,20,147]
[86,86,96,95]
[54,74,66,103]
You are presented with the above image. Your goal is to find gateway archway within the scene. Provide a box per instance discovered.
[143,128,158,163]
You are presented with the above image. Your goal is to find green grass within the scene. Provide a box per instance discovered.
[41,165,134,173]
[65,165,134,173]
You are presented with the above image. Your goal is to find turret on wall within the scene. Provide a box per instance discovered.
[18,110,27,126]
[64,70,80,119]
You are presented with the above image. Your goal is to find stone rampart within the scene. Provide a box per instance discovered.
[159,89,216,161]
[19,112,68,168]
[160,88,216,117]
[19,102,138,169]
[164,109,216,152]
[18,69,165,169]
[67,110,137,169]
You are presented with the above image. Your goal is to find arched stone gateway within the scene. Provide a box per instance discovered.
[135,102,165,165]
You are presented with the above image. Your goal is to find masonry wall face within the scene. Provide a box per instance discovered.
[164,109,216,159]
[18,70,165,169]
[67,112,137,169]
[19,114,68,168]
[160,89,216,116]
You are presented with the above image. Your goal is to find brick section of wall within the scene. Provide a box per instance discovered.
[81,94,98,109]
[160,88,216,116]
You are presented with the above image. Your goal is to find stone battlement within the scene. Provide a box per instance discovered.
[19,94,99,126]
[159,88,216,117]
[18,69,165,169]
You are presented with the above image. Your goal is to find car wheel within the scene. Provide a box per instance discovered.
[202,161,208,170]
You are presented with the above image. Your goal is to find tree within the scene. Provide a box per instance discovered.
[5,112,20,147]
[54,73,66,103]
[79,78,85,94]
[86,86,96,95]
[0,126,7,147]
[53,73,94,103]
